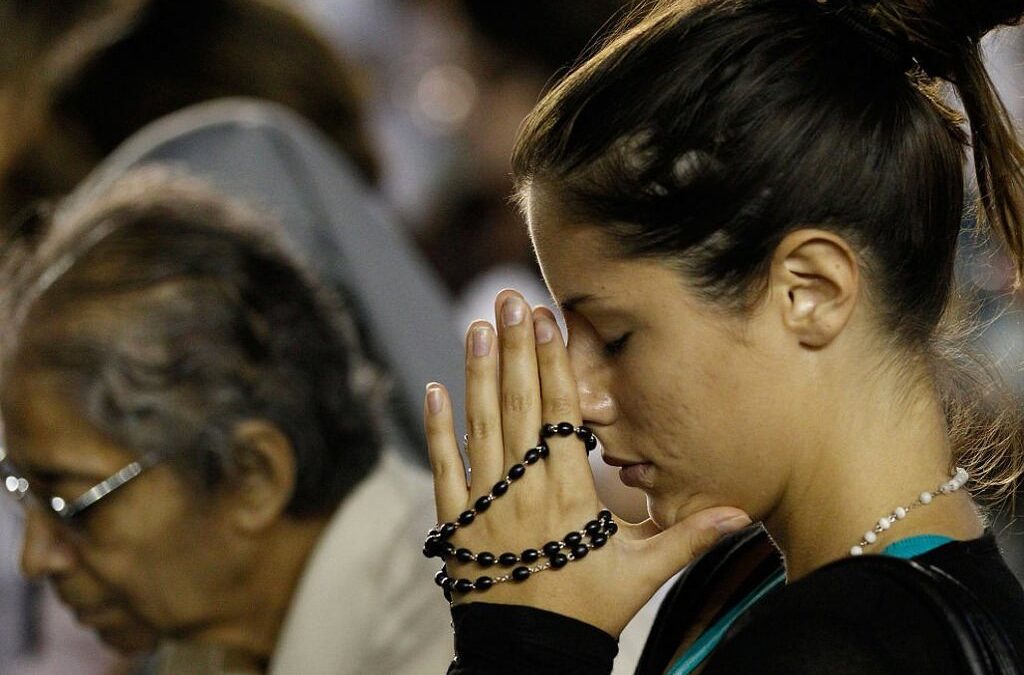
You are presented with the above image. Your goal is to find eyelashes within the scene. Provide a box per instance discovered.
[603,332,632,357]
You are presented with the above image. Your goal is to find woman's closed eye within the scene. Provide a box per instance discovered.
[603,332,632,357]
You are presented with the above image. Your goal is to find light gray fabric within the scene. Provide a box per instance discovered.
[0,500,29,667]
[75,98,466,463]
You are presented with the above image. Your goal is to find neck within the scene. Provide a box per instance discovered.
[764,369,984,582]
[195,517,328,667]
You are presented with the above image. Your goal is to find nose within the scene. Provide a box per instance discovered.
[20,510,76,580]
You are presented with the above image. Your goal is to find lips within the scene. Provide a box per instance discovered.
[601,452,654,488]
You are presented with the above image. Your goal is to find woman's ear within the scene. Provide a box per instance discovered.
[769,229,860,348]
[223,420,297,532]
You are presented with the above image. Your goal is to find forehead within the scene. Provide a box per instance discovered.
[525,184,669,305]
[1,368,133,478]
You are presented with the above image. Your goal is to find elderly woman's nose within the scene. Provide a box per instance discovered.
[21,511,76,580]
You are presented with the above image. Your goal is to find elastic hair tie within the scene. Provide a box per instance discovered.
[815,0,914,72]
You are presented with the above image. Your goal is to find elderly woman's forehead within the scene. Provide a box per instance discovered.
[1,369,130,476]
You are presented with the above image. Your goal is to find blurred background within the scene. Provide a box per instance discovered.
[0,0,1022,672]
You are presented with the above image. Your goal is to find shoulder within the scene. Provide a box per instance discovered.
[702,555,975,675]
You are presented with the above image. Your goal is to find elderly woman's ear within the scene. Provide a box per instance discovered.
[225,421,297,532]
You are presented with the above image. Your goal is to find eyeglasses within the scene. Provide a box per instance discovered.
[0,445,162,523]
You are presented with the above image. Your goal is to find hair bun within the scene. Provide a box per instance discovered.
[961,0,1024,39]
[877,0,1024,44]
[870,0,1023,78]
[942,0,1024,40]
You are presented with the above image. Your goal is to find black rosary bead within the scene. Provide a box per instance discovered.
[430,504,619,601]
[543,541,562,556]
[542,423,559,438]
[423,536,442,558]
[492,480,510,497]
[523,448,541,465]
[575,427,599,452]
[537,442,550,459]
[475,495,493,512]
[507,464,526,480]
[556,422,575,436]
[458,510,476,526]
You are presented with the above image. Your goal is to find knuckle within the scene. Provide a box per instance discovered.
[544,395,574,416]
[502,391,535,415]
[468,418,496,440]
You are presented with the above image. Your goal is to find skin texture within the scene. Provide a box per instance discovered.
[424,184,985,636]
[2,368,326,665]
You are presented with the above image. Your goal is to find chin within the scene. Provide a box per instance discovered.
[647,491,725,531]
[646,494,679,531]
[96,626,159,653]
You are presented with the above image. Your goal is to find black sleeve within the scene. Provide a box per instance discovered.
[448,602,618,675]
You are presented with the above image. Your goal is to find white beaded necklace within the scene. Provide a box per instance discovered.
[850,467,969,556]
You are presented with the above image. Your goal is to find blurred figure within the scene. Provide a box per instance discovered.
[0,168,453,674]
[0,4,383,667]
[0,0,377,230]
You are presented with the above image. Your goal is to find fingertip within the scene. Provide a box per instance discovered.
[711,511,753,536]
[533,305,558,321]
[425,382,447,417]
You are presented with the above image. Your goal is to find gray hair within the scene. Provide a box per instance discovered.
[1,168,385,516]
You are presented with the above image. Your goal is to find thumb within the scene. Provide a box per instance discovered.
[640,507,752,584]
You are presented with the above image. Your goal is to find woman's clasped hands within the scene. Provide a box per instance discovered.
[424,290,751,637]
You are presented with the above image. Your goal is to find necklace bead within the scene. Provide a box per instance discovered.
[850,467,968,557]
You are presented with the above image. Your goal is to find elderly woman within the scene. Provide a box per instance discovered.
[0,169,452,674]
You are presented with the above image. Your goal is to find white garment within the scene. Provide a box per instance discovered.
[158,452,454,674]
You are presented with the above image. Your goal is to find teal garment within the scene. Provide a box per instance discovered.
[664,535,954,675]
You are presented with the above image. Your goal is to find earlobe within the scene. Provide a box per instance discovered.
[225,420,296,533]
[772,229,859,348]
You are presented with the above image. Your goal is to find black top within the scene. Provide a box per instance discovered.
[448,527,1024,674]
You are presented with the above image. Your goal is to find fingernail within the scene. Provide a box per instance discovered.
[472,327,492,357]
[534,316,556,344]
[502,296,524,326]
[426,385,444,415]
[714,514,752,535]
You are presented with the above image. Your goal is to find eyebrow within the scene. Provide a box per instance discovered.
[19,464,109,486]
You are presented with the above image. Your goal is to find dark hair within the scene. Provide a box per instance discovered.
[1,169,383,517]
[512,0,1024,501]
[0,0,377,226]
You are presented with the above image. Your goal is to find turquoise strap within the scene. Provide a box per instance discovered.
[664,534,954,675]
[881,534,953,559]
[664,569,785,675]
